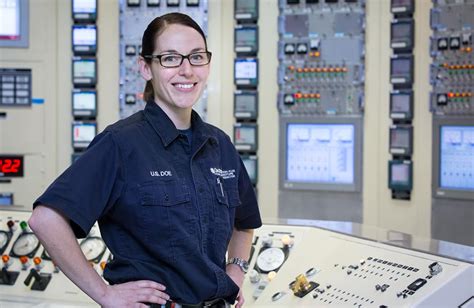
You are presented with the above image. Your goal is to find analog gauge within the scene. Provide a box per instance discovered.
[11,232,40,257]
[256,247,285,273]
[80,237,106,262]
[0,231,10,254]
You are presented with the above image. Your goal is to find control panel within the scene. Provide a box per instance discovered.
[245,224,473,307]
[1,211,472,307]
[430,1,474,115]
[119,0,209,119]
[277,0,366,115]
[0,209,107,307]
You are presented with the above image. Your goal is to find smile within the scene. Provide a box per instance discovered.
[174,83,196,89]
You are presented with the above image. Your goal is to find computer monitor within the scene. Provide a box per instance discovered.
[234,58,258,88]
[72,121,97,149]
[72,0,97,23]
[234,90,258,120]
[234,123,258,152]
[241,155,258,184]
[234,0,258,23]
[72,25,97,55]
[388,160,412,191]
[234,25,258,55]
[72,57,97,87]
[391,19,414,52]
[390,55,413,87]
[280,117,362,192]
[389,125,413,155]
[390,90,413,120]
[433,118,474,200]
[72,89,97,117]
[0,0,28,48]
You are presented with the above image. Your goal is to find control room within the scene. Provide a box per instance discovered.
[0,0,473,307]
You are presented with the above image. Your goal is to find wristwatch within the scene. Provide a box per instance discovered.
[226,257,249,274]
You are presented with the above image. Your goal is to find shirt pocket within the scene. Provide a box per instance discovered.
[211,178,241,256]
[138,180,198,261]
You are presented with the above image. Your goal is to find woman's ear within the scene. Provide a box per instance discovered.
[138,56,152,81]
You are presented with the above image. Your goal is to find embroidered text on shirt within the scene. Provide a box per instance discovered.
[150,171,173,177]
[210,168,236,179]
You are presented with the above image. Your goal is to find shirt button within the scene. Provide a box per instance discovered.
[164,194,169,201]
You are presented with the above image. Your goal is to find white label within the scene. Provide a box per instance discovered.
[391,78,407,84]
[236,46,252,52]
[391,42,407,48]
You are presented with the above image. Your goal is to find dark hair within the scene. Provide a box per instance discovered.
[141,12,208,102]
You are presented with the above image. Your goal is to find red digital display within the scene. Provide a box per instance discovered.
[0,155,24,177]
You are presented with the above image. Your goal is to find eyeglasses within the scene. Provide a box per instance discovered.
[144,51,212,68]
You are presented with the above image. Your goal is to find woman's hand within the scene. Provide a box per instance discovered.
[99,280,169,308]
[226,265,245,308]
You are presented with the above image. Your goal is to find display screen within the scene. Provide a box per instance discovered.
[0,155,24,177]
[242,156,257,184]
[235,59,257,80]
[286,124,354,184]
[0,192,13,206]
[73,0,96,13]
[72,25,97,47]
[0,0,20,39]
[73,123,96,145]
[73,91,96,114]
[235,92,257,118]
[390,126,412,152]
[391,58,411,75]
[235,0,257,12]
[235,27,257,51]
[391,22,412,40]
[234,126,256,145]
[389,161,411,189]
[73,59,96,78]
[440,126,474,190]
[391,93,411,113]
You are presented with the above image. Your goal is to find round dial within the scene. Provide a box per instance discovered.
[256,247,285,272]
[80,237,106,262]
[0,231,10,253]
[12,232,40,257]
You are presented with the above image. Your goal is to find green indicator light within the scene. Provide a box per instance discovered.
[20,221,28,230]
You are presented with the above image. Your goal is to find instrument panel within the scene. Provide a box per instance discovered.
[0,209,472,307]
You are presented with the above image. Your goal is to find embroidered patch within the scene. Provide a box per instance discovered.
[210,167,236,179]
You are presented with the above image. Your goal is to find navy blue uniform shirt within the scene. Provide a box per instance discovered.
[34,101,262,304]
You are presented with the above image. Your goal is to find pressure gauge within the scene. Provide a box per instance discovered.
[11,232,40,257]
[0,231,10,254]
[80,237,106,263]
[256,247,285,273]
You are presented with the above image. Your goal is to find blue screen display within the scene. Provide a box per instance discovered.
[287,123,354,184]
[440,126,474,190]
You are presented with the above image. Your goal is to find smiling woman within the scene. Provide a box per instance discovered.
[29,12,261,308]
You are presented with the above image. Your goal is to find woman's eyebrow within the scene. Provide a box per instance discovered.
[158,47,206,54]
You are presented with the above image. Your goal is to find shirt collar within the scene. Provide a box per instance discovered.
[143,100,214,148]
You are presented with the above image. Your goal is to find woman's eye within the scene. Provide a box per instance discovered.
[190,54,204,61]
[162,55,180,62]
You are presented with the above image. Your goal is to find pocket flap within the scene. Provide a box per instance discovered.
[140,181,190,206]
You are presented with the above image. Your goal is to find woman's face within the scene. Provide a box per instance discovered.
[140,24,210,113]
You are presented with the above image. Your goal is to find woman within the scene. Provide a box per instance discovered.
[29,12,261,308]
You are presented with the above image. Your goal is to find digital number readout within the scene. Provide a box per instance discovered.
[0,156,24,177]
